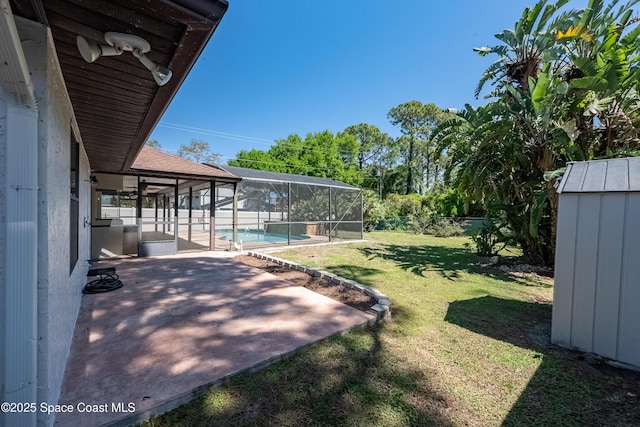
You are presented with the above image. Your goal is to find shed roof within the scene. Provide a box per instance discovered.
[557,157,640,193]
[130,146,240,181]
[207,164,360,190]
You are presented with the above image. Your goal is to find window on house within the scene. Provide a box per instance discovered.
[70,130,79,273]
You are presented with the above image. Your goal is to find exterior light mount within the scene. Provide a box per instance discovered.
[76,32,172,86]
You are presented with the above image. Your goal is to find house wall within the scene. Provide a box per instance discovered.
[0,74,7,417]
[552,192,640,368]
[15,18,91,426]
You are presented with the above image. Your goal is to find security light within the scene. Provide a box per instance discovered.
[76,32,172,86]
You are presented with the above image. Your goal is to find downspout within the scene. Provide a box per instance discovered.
[0,0,39,425]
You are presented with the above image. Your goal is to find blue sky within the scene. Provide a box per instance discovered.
[150,0,582,162]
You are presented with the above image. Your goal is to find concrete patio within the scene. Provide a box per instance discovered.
[55,253,374,426]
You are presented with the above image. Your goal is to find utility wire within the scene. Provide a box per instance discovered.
[159,122,274,144]
[158,121,363,156]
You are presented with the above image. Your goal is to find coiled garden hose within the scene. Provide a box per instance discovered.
[83,273,123,294]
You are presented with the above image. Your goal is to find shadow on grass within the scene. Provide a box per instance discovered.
[322,264,383,283]
[445,296,640,426]
[445,296,552,350]
[360,243,538,285]
[148,325,456,427]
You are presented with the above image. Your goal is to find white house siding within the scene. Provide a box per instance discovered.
[15,18,91,426]
[0,73,7,422]
[552,159,640,369]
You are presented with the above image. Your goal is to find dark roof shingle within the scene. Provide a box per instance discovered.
[131,146,240,180]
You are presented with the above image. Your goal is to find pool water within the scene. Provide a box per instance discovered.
[218,229,310,243]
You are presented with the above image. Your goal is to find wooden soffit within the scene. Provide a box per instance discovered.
[10,0,228,173]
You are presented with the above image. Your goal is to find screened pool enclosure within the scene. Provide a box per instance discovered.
[89,148,363,258]
[209,165,363,250]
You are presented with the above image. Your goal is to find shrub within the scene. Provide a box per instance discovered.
[362,189,387,231]
[469,219,509,256]
[433,188,463,217]
[413,215,464,237]
[375,216,414,232]
[386,193,426,217]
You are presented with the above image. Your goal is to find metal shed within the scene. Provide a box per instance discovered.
[552,157,640,368]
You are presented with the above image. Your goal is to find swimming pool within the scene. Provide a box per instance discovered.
[218,229,310,244]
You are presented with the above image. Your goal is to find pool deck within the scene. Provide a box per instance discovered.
[55,252,374,426]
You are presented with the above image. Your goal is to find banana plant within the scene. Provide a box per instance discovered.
[474,0,573,98]
[437,0,640,265]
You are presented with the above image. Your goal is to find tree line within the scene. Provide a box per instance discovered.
[228,101,458,199]
[150,0,640,266]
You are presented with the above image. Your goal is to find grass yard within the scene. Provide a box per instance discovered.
[145,232,640,426]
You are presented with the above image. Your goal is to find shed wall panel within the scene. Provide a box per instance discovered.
[592,194,625,358]
[618,195,640,367]
[552,194,579,346]
[556,158,640,368]
[570,194,601,351]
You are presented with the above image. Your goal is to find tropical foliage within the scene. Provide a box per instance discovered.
[436,0,640,265]
[229,130,362,186]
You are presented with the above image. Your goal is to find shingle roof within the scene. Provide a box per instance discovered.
[557,157,640,193]
[207,164,359,189]
[130,147,240,181]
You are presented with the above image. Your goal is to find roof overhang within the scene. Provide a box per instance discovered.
[9,0,228,173]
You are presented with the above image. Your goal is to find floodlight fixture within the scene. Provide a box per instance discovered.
[76,32,172,86]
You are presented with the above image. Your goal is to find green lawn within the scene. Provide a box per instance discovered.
[145,232,640,427]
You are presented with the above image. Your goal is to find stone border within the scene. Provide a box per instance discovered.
[246,251,391,321]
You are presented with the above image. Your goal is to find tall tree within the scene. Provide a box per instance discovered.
[341,123,397,197]
[145,139,161,149]
[229,131,362,186]
[388,101,450,194]
[341,123,394,169]
[229,149,280,171]
[177,139,221,164]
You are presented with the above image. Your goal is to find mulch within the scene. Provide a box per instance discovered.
[235,255,376,312]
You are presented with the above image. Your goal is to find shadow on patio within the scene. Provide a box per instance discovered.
[55,255,373,426]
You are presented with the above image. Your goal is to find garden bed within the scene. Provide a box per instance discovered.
[235,255,376,312]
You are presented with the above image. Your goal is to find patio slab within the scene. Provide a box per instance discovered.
[55,254,374,426]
